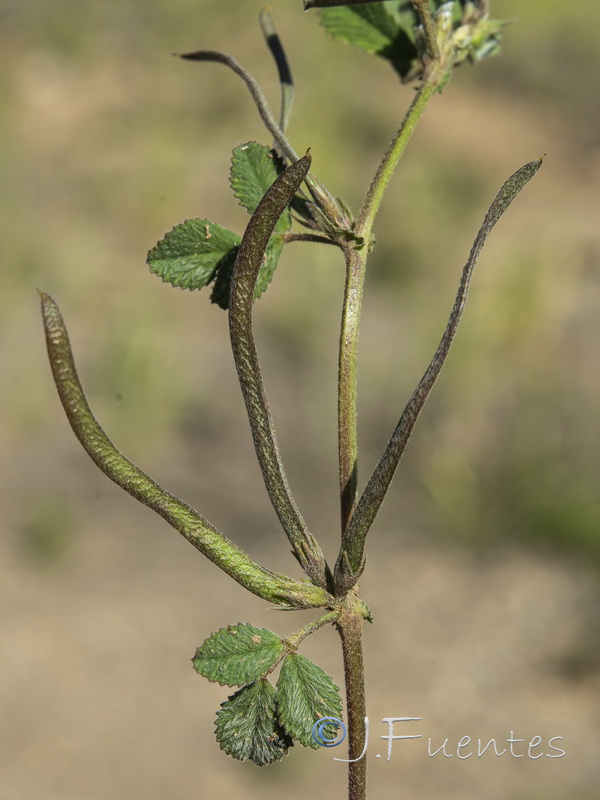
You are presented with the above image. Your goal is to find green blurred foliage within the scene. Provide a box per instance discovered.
[18,495,76,563]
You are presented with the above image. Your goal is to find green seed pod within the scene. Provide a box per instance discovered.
[228,153,332,591]
[40,290,332,609]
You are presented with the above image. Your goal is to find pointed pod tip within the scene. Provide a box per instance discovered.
[179,51,205,61]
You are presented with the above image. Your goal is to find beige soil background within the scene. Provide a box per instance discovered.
[1,1,599,799]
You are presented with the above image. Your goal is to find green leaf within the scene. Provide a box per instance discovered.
[230,142,291,233]
[147,219,241,290]
[319,1,420,80]
[319,2,505,80]
[215,679,292,765]
[276,653,343,748]
[210,232,286,309]
[257,233,286,297]
[193,623,285,687]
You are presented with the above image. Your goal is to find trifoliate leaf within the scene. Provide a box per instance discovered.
[192,623,285,687]
[276,653,343,748]
[147,219,240,290]
[319,1,419,81]
[215,679,293,765]
[230,142,291,233]
[210,232,286,310]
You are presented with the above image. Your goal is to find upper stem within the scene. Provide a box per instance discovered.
[337,243,367,535]
[336,77,439,557]
[355,79,438,238]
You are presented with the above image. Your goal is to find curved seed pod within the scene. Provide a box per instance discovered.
[40,292,332,610]
[179,50,298,164]
[335,156,544,590]
[259,9,294,138]
[229,153,331,591]
[179,50,348,233]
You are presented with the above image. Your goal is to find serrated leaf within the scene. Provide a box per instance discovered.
[215,680,293,765]
[147,219,241,290]
[230,142,291,233]
[193,623,285,687]
[319,2,419,80]
[210,233,286,309]
[276,653,343,749]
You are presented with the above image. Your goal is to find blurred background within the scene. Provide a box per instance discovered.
[1,1,599,798]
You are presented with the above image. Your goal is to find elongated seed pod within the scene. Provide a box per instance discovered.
[228,153,331,590]
[180,50,298,164]
[335,156,544,591]
[259,9,294,138]
[40,292,332,609]
[179,50,346,232]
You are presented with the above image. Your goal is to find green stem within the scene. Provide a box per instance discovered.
[337,78,439,544]
[264,611,339,679]
[356,79,438,237]
[286,610,339,649]
[336,592,367,800]
[284,232,340,247]
[337,243,366,535]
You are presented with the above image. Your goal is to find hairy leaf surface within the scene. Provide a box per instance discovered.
[277,653,342,748]
[193,623,284,686]
[319,1,419,79]
[147,219,240,290]
[215,680,292,765]
[230,142,291,233]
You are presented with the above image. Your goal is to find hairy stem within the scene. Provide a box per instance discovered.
[286,610,339,649]
[356,79,439,236]
[336,592,367,800]
[337,78,439,546]
[284,232,340,247]
[411,0,440,62]
[337,244,367,534]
